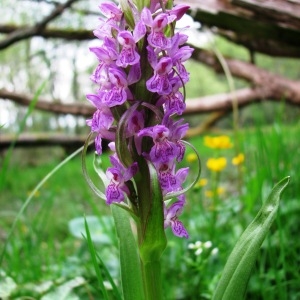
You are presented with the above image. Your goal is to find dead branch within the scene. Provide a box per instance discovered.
[0,89,94,117]
[191,47,300,105]
[184,87,269,114]
[0,24,94,41]
[0,132,87,150]
[0,0,79,50]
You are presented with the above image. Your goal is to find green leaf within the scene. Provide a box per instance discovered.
[212,176,290,300]
[111,205,144,300]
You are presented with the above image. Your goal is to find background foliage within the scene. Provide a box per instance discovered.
[1,0,300,299]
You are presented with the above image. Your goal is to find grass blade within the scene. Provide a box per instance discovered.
[84,217,109,300]
[212,176,290,300]
[95,252,122,300]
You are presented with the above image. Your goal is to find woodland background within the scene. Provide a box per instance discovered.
[1,0,300,299]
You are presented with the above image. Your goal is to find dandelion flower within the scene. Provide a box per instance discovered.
[205,187,225,198]
[204,135,233,149]
[186,153,198,163]
[195,178,208,188]
[232,153,245,165]
[206,157,227,172]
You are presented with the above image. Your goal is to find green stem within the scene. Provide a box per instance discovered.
[210,171,220,240]
[134,159,166,300]
[141,260,163,300]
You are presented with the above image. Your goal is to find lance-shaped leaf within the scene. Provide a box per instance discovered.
[212,176,290,300]
[111,205,144,300]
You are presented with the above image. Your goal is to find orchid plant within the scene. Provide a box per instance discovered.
[82,1,290,299]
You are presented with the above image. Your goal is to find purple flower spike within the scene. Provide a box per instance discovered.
[117,31,140,67]
[86,0,195,238]
[164,198,189,238]
[106,156,138,204]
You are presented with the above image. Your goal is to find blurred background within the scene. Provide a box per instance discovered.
[1,0,300,299]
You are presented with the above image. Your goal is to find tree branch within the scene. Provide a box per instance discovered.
[0,24,94,41]
[191,47,300,104]
[0,89,94,117]
[184,87,269,114]
[0,0,79,50]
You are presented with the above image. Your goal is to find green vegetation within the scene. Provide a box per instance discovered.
[1,114,300,298]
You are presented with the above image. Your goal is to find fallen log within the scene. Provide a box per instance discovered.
[0,133,88,152]
[186,0,300,57]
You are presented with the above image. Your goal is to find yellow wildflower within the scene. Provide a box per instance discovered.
[186,153,198,163]
[232,153,245,165]
[204,135,233,149]
[206,157,227,172]
[195,178,208,188]
[205,187,225,198]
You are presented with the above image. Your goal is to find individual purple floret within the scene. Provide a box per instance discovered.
[138,125,177,164]
[116,31,140,67]
[156,161,189,195]
[99,68,131,107]
[99,2,123,22]
[164,195,189,238]
[162,115,189,162]
[146,56,173,95]
[86,95,115,155]
[106,156,138,204]
[156,80,186,115]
